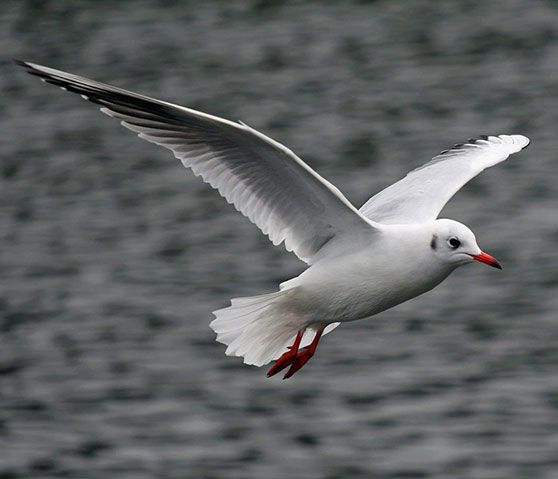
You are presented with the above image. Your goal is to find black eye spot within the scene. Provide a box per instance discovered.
[430,234,438,250]
[448,237,461,249]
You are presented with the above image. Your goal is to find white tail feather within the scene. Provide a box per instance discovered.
[210,289,340,367]
[211,290,300,366]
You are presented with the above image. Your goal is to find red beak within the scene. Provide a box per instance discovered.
[469,252,502,270]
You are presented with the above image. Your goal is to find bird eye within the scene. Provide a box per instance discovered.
[448,237,461,249]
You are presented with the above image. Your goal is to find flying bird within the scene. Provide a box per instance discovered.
[16,60,530,379]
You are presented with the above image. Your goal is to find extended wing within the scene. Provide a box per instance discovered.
[360,134,530,224]
[18,61,380,263]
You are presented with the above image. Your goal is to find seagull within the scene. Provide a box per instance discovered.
[16,60,530,379]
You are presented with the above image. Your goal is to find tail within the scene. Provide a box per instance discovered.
[210,290,299,366]
[210,289,340,367]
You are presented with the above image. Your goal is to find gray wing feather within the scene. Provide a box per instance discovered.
[18,61,379,263]
[360,134,530,224]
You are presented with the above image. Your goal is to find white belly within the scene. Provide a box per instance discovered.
[284,247,452,324]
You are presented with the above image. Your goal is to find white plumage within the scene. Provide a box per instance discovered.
[360,134,530,224]
[17,60,530,378]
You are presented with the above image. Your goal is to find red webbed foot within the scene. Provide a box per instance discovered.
[267,331,303,377]
[267,329,324,380]
[282,348,315,379]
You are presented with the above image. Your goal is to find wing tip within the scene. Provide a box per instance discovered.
[480,134,529,147]
[14,58,43,74]
[438,134,530,156]
[509,134,530,151]
[13,58,27,67]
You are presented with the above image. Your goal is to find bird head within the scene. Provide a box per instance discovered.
[430,219,501,270]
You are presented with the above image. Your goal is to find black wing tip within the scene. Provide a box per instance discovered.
[444,134,492,153]
[14,59,193,126]
[14,59,49,79]
[13,58,36,70]
[433,135,487,159]
[437,134,530,157]
[469,134,530,151]
[13,59,34,73]
[465,135,488,143]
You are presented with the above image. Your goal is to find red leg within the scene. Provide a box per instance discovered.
[283,329,323,380]
[266,330,304,377]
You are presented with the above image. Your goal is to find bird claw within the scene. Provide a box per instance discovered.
[266,329,322,379]
[266,349,298,377]
[282,349,313,379]
[267,347,315,379]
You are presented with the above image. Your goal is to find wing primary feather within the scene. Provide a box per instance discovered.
[359,134,530,225]
[16,60,380,263]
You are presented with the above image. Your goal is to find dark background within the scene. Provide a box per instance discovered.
[2,1,558,478]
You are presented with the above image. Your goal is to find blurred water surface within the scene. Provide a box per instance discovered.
[2,1,558,478]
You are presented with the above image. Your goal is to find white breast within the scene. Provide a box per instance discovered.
[286,225,453,323]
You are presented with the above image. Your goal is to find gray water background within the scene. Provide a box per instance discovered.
[2,1,558,478]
